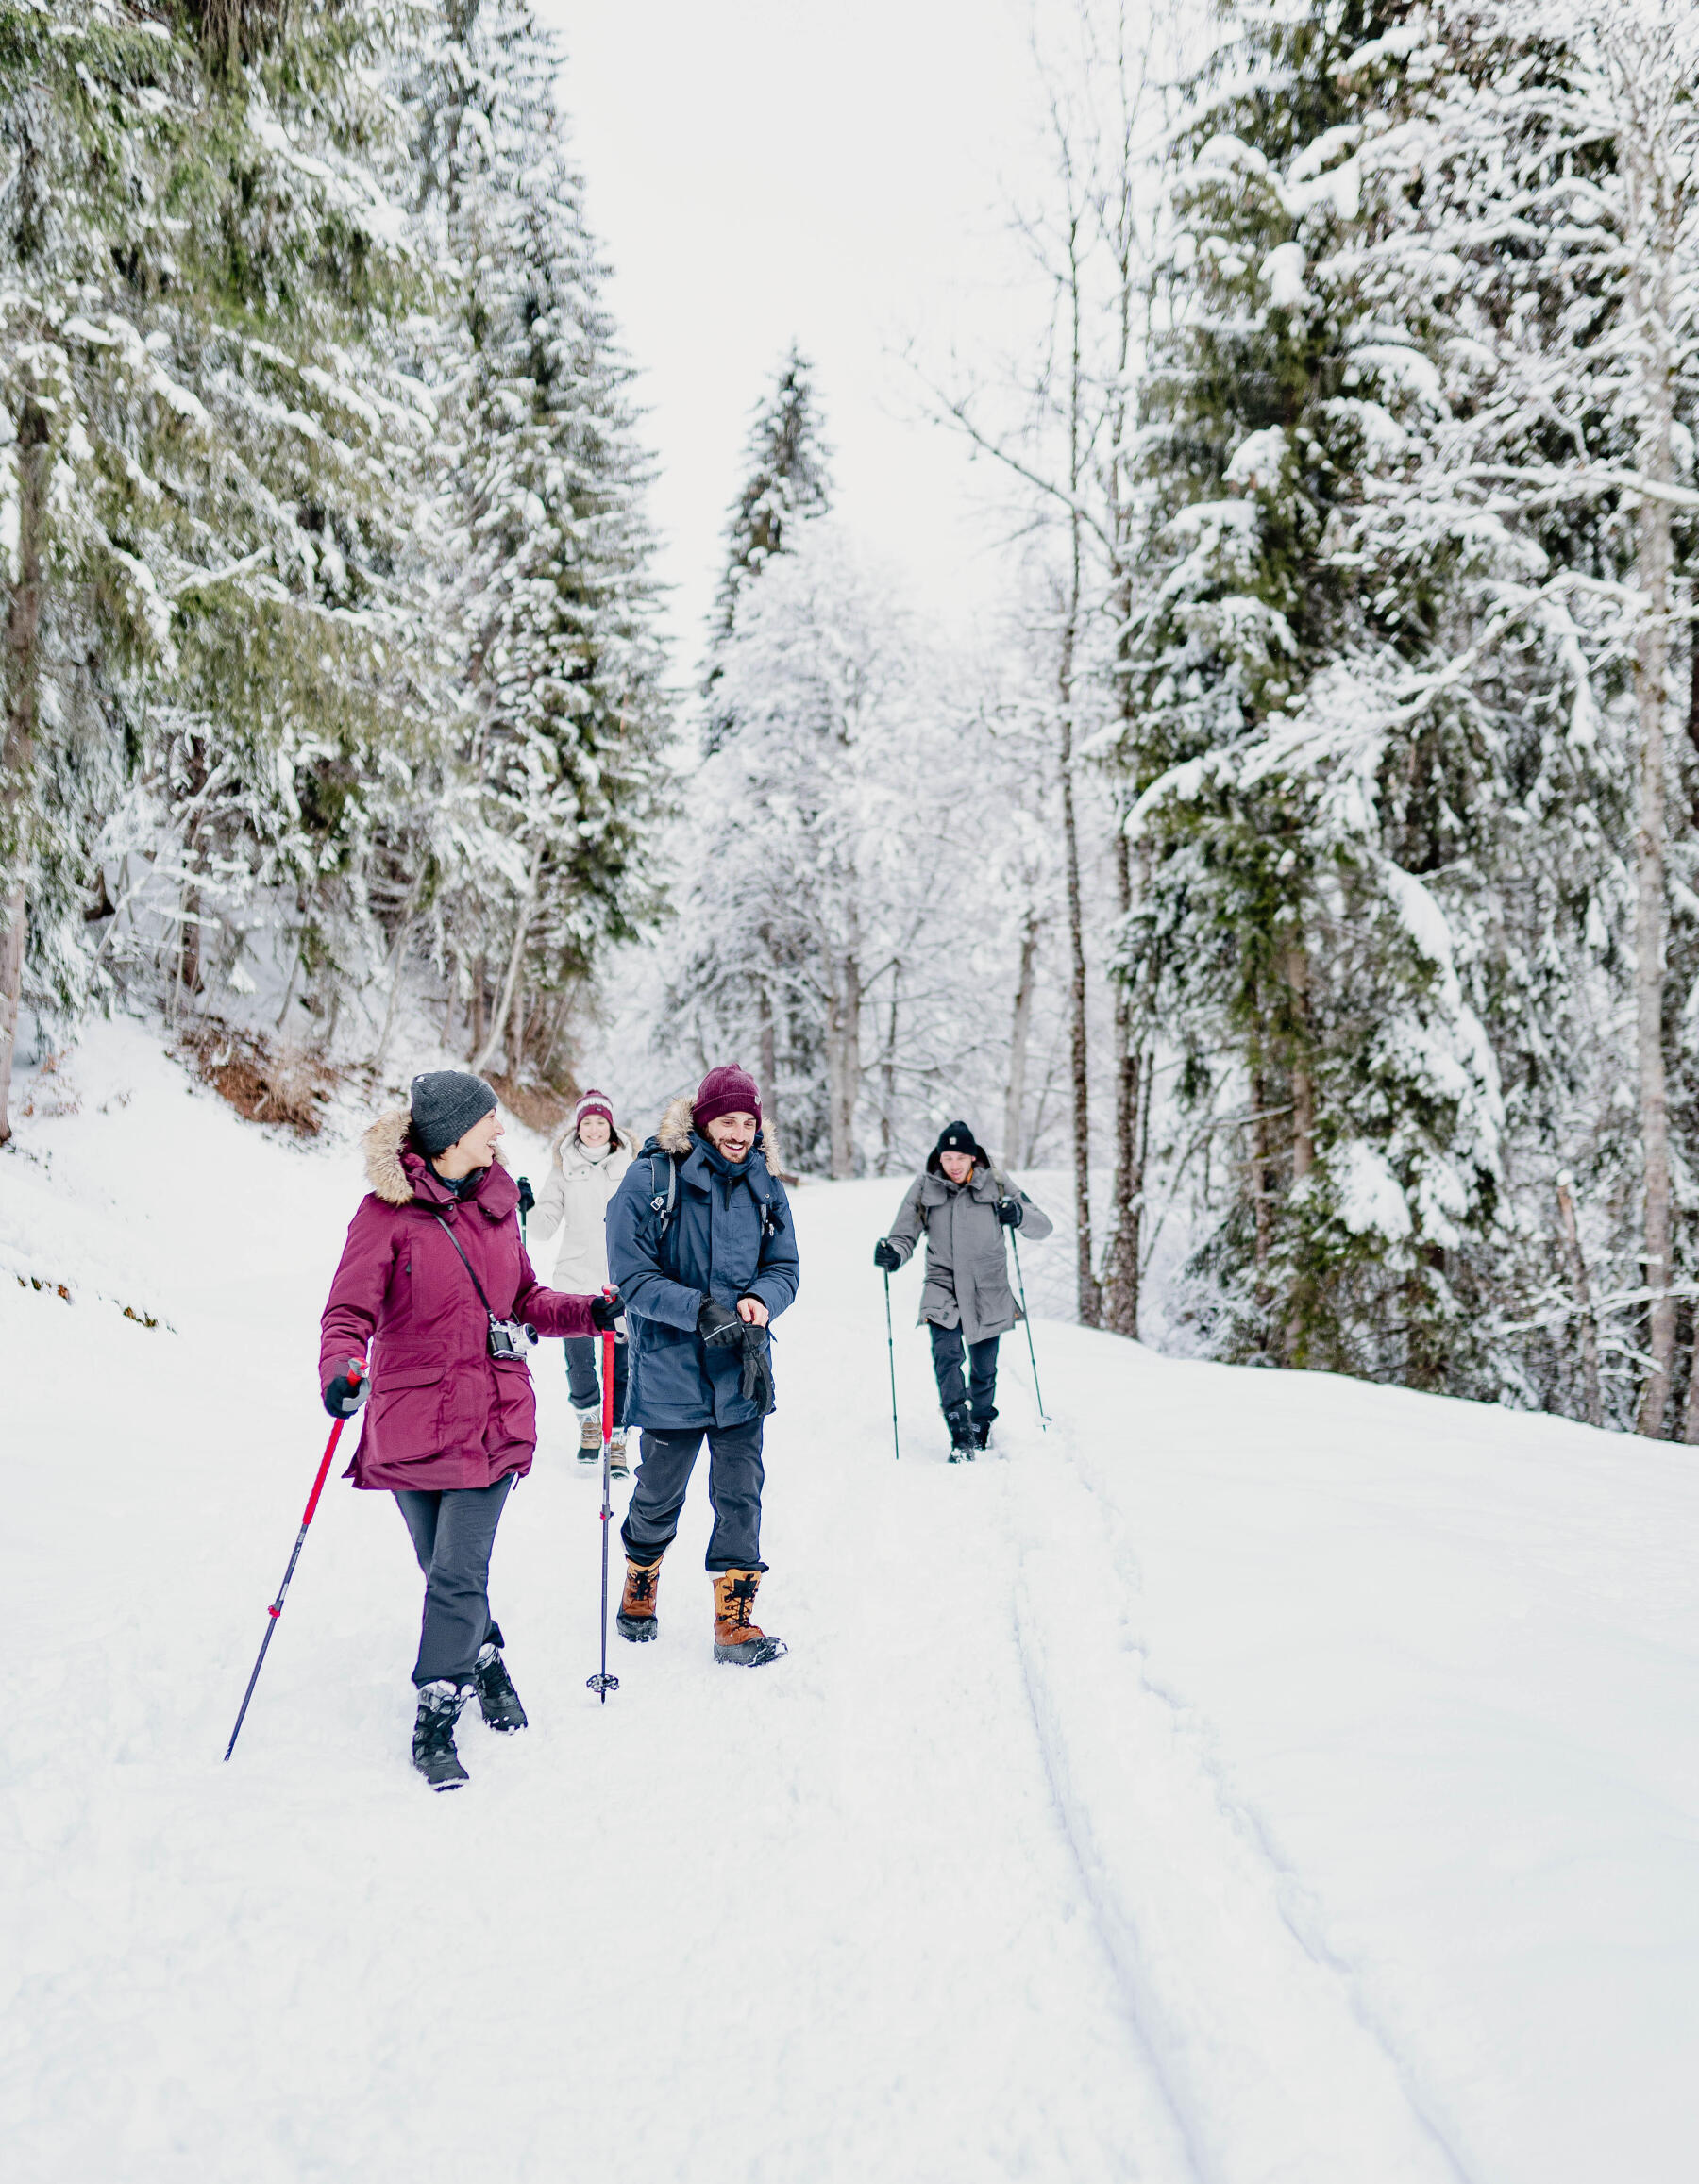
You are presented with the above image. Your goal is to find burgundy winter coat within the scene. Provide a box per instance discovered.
[319,1109,596,1491]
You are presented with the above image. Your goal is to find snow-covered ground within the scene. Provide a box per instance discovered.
[3,1020,1697,2184]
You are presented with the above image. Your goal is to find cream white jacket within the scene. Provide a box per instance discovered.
[530,1126,635,1296]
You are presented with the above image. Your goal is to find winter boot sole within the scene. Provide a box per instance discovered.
[617,1613,659,1642]
[713,1636,788,1666]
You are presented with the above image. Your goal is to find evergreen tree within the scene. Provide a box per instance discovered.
[423,0,669,1080]
[1118,1,1512,1386]
[0,0,428,1132]
[711,344,833,648]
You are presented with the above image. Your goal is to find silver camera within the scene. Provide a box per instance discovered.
[487,1317,538,1362]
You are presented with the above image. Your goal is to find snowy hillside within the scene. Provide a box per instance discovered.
[2,1022,1697,2184]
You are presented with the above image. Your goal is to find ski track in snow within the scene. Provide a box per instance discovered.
[4,1021,1699,2182]
[1008,1436,1464,2184]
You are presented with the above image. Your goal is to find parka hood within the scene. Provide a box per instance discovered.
[654,1092,782,1171]
[362,1105,511,1208]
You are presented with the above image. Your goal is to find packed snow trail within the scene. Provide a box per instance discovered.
[4,1023,1698,2183]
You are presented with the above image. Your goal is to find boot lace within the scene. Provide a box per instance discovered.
[721,1574,759,1631]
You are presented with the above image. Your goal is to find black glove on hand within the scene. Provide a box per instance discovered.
[873,1237,902,1272]
[698,1294,739,1343]
[996,1197,1024,1229]
[738,1322,775,1414]
[590,1290,621,1333]
[323,1361,368,1418]
[516,1175,535,1218]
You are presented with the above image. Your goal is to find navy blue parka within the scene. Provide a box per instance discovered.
[606,1096,800,1432]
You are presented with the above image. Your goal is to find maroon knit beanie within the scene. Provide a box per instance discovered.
[693,1064,762,1134]
[573,1089,614,1134]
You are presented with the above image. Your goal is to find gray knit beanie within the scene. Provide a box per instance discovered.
[410,1070,498,1158]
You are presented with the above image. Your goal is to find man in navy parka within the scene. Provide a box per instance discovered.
[605,1064,799,1665]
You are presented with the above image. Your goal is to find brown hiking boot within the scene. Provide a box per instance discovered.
[712,1570,787,1667]
[617,1554,664,1642]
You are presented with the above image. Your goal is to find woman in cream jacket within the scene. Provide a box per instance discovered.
[530,1089,635,1468]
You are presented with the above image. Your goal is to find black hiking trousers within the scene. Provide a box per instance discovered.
[620,1419,765,1571]
[395,1474,513,1687]
[929,1322,1000,1422]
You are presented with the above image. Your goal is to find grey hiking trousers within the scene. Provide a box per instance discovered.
[395,1474,513,1687]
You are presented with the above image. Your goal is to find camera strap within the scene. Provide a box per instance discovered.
[432,1213,504,1324]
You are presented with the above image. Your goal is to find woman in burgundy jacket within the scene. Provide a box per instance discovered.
[319,1070,616,1790]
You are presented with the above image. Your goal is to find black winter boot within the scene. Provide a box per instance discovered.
[412,1679,469,1791]
[945,1401,975,1462]
[617,1553,663,1640]
[471,1624,528,1732]
[971,1415,994,1453]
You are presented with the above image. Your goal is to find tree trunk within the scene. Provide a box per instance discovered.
[468,952,485,1065]
[1556,1175,1604,1431]
[509,976,526,1080]
[826,949,862,1179]
[178,882,202,1001]
[1250,1063,1273,1294]
[0,398,48,1145]
[880,964,900,1177]
[1099,824,1141,1336]
[1632,380,1675,1435]
[1003,911,1039,1165]
[474,844,543,1077]
[1287,937,1315,1184]
[757,973,778,1134]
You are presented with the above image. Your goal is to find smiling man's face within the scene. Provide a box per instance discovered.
[706,1111,759,1164]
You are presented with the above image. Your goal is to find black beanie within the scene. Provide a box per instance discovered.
[410,1070,498,1158]
[928,1118,989,1175]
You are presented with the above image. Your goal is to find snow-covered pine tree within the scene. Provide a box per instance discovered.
[708,344,833,669]
[1360,0,1699,1434]
[0,0,435,1129]
[685,347,834,1132]
[671,519,975,1177]
[420,0,668,1083]
[1119,0,1511,1388]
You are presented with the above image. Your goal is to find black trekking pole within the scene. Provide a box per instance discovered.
[883,1268,901,1462]
[517,1173,532,1249]
[225,1361,364,1760]
[1009,1232,1050,1431]
[587,1297,620,1702]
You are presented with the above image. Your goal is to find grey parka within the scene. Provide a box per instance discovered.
[883,1164,1054,1343]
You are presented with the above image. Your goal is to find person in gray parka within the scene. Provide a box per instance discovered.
[873,1118,1053,1461]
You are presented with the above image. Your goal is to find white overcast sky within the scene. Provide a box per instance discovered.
[530,0,1056,681]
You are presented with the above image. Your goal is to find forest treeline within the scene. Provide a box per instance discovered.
[0,0,667,1133]
[7,0,1699,1439]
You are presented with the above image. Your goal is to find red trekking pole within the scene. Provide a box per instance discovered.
[224,1361,365,1760]
[587,1294,620,1703]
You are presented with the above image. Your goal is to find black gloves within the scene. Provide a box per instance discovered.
[323,1360,368,1418]
[590,1290,622,1333]
[698,1294,740,1342]
[698,1296,775,1412]
[996,1197,1024,1229]
[516,1175,535,1218]
[738,1325,775,1415]
[873,1237,902,1272]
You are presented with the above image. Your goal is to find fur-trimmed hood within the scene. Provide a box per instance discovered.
[362,1106,511,1209]
[654,1092,782,1170]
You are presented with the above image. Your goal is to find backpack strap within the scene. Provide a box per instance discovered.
[648,1151,681,1275]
